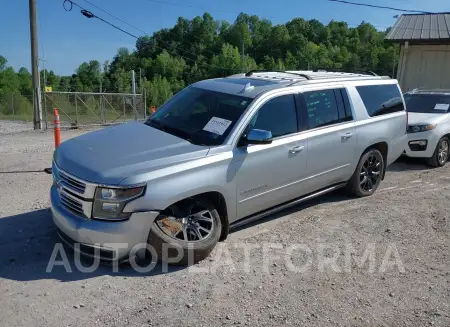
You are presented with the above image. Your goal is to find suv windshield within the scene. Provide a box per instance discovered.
[145,87,252,146]
[404,93,450,114]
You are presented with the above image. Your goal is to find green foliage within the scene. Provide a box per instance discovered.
[211,43,244,76]
[0,13,401,117]
[143,75,173,107]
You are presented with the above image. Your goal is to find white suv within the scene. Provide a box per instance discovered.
[404,89,450,167]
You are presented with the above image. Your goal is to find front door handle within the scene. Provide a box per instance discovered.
[289,145,305,154]
[342,132,353,140]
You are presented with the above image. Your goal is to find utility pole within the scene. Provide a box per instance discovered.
[29,0,42,129]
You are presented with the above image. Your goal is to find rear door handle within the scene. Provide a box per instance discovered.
[289,145,305,154]
[342,132,353,140]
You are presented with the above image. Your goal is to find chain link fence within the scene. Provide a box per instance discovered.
[0,91,147,129]
[0,93,35,122]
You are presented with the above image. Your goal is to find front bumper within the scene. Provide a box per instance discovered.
[404,131,439,158]
[51,185,159,262]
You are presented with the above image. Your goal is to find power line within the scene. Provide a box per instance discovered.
[79,0,223,62]
[82,0,147,35]
[327,0,434,14]
[81,0,225,58]
[63,0,242,72]
[64,0,139,38]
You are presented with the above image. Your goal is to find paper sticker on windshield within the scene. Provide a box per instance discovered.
[434,103,449,110]
[203,117,232,135]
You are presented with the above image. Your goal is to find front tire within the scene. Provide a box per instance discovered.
[426,137,449,167]
[346,149,384,197]
[147,198,222,265]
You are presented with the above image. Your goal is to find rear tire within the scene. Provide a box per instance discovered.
[345,149,384,197]
[147,198,221,265]
[426,137,449,168]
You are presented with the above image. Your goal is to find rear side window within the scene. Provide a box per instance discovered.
[356,84,405,117]
[304,89,340,129]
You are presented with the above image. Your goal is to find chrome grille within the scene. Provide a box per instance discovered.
[60,192,85,217]
[59,170,86,194]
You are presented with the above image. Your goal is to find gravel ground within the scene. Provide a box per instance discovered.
[0,120,34,135]
[0,121,449,327]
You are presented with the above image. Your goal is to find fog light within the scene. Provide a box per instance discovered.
[409,140,427,146]
[408,140,428,152]
[102,203,120,212]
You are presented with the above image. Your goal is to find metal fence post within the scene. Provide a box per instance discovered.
[75,93,79,126]
[143,89,147,119]
[123,95,126,122]
[11,93,15,120]
[100,93,104,124]
[43,92,48,129]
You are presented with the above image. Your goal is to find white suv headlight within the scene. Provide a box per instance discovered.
[93,186,145,220]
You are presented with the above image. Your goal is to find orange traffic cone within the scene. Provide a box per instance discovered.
[54,108,61,148]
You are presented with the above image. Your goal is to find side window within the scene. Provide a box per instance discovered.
[249,95,298,138]
[356,84,405,117]
[304,89,340,129]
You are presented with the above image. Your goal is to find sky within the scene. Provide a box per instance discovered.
[0,0,448,75]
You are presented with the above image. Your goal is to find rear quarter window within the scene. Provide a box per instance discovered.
[356,84,405,117]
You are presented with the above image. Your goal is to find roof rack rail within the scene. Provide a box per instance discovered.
[244,70,311,80]
[312,68,378,76]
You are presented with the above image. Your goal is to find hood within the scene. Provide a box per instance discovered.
[408,112,448,125]
[54,121,209,185]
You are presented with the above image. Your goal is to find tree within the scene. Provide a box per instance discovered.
[0,12,403,120]
[143,75,173,107]
[211,43,244,76]
[0,56,7,72]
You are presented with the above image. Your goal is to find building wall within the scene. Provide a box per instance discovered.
[397,44,450,92]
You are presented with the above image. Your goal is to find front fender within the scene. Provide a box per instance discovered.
[122,152,238,223]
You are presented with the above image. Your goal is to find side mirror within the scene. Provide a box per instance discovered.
[241,129,273,146]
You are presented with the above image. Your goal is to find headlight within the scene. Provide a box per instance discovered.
[407,124,436,133]
[93,185,145,220]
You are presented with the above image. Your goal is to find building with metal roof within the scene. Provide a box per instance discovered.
[386,13,450,92]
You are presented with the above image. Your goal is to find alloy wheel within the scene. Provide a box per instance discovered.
[359,154,382,192]
[156,202,215,242]
[438,139,449,165]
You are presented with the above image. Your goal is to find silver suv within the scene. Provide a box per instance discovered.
[51,71,407,264]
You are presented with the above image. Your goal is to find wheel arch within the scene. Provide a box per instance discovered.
[160,191,230,242]
[442,133,450,142]
[362,141,388,179]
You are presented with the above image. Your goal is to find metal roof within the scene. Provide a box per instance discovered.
[386,13,450,42]
[193,71,390,98]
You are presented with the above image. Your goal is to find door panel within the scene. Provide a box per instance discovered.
[233,94,308,219]
[235,136,307,219]
[301,88,356,192]
[304,124,356,191]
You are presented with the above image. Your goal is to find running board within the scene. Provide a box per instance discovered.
[230,182,347,230]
